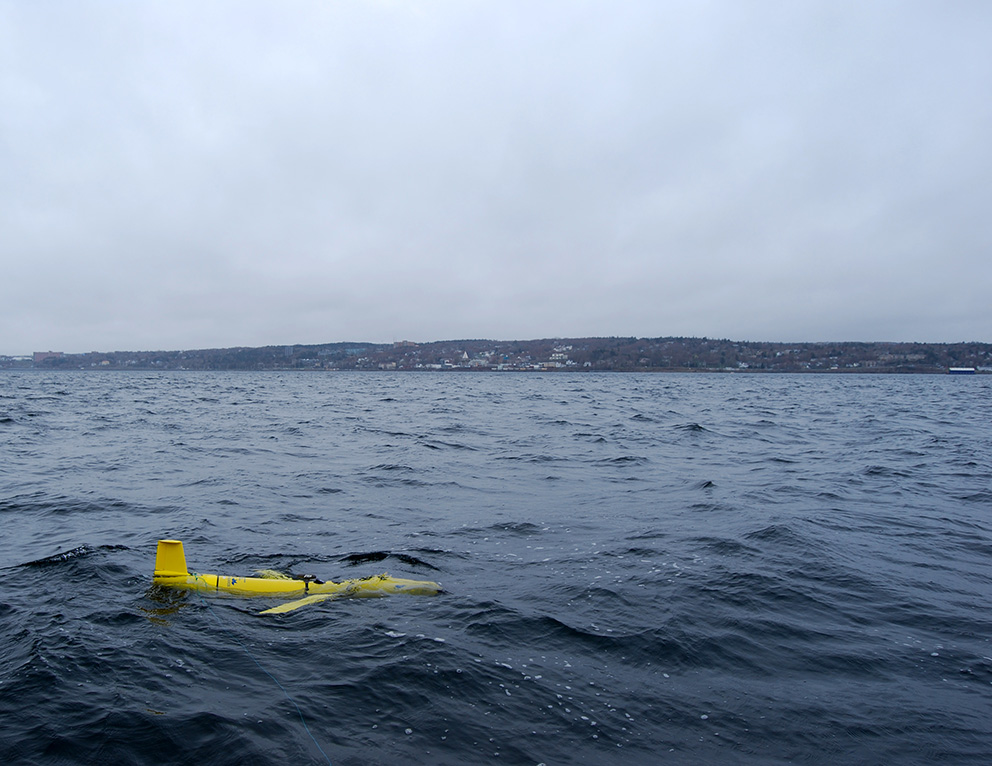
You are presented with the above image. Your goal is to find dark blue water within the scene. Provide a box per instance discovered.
[1,371,990,765]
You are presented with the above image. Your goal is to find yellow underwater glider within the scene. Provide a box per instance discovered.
[152,539,442,614]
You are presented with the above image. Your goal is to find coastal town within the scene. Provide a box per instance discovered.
[5,337,990,373]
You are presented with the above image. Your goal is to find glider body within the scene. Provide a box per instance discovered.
[152,539,441,613]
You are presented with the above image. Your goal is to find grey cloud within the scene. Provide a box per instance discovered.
[2,1,991,353]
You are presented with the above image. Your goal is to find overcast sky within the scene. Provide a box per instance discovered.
[2,1,990,354]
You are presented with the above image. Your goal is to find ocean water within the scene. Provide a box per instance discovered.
[1,370,990,765]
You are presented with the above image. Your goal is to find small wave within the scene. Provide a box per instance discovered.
[276,512,324,523]
[454,521,544,537]
[689,501,728,512]
[361,476,432,487]
[22,544,129,568]
[180,477,225,487]
[574,433,607,443]
[488,521,544,536]
[465,607,771,674]
[744,523,809,547]
[359,427,415,439]
[496,453,562,463]
[621,546,661,557]
[340,551,439,570]
[368,463,415,472]
[953,490,992,503]
[627,530,667,541]
[692,537,757,557]
[864,464,912,477]
[418,438,478,451]
[595,455,647,465]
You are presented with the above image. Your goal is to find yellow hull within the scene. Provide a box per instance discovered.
[152,539,441,613]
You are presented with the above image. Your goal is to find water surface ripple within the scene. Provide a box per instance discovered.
[1,371,990,764]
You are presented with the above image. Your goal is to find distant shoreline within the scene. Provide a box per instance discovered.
[5,337,989,374]
[2,368,985,375]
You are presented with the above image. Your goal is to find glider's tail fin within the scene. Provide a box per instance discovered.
[154,539,189,577]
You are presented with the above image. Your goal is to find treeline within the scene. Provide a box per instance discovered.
[16,337,992,372]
